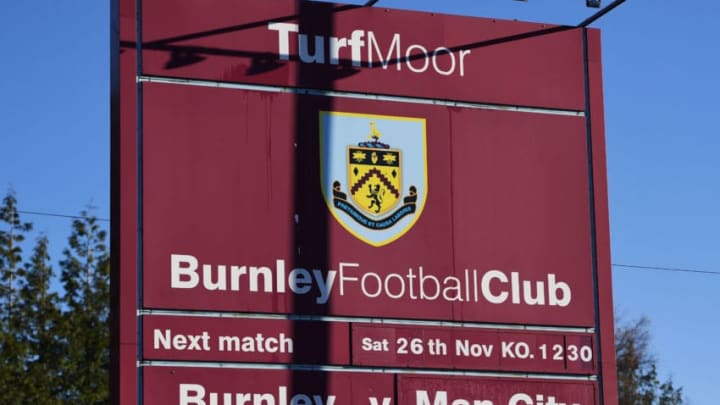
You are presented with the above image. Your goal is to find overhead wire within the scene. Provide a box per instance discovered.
[17,210,109,222]
[611,263,720,276]
[10,209,719,277]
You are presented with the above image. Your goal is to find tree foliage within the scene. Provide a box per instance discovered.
[0,191,34,404]
[0,190,691,404]
[59,212,110,402]
[616,316,684,405]
[0,192,109,403]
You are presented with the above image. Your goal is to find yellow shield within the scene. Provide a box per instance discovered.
[347,146,401,217]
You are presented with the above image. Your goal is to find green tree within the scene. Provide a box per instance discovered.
[0,191,33,317]
[17,235,64,403]
[0,192,111,403]
[616,316,684,405]
[0,191,33,403]
[58,211,110,403]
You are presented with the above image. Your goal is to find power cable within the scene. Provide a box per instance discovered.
[12,212,718,276]
[17,210,109,222]
[612,263,720,276]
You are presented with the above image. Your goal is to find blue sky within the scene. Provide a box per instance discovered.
[1,1,718,403]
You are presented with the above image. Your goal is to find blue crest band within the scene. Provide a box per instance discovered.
[334,198,416,230]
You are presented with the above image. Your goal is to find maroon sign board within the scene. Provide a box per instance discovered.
[112,0,617,404]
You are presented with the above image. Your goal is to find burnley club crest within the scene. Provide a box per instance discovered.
[320,111,427,246]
